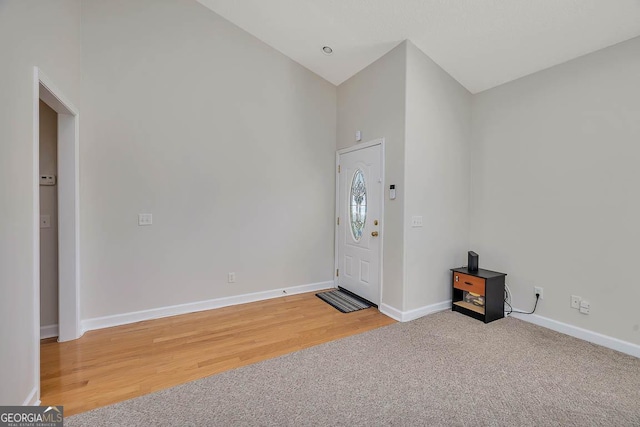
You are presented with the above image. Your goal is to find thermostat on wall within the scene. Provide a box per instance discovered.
[40,175,56,186]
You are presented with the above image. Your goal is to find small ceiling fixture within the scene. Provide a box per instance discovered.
[322,46,333,55]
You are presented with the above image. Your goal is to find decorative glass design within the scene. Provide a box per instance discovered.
[349,169,367,241]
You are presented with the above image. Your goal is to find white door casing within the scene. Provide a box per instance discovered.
[36,68,81,343]
[335,140,384,305]
[33,67,81,404]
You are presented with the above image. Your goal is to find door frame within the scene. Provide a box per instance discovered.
[33,66,81,400]
[334,138,385,304]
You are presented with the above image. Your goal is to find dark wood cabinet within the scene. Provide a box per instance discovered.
[451,267,506,323]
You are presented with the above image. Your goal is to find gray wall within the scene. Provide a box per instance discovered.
[337,41,473,313]
[404,42,472,311]
[471,36,640,345]
[337,42,406,310]
[39,101,59,329]
[80,0,337,319]
[0,0,81,406]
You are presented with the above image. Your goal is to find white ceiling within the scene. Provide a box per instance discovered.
[196,0,640,93]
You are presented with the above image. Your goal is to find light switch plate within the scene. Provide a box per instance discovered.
[411,216,423,227]
[138,213,153,226]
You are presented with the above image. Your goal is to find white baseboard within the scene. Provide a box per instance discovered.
[510,311,640,359]
[81,281,335,333]
[379,303,403,321]
[22,386,39,406]
[380,300,451,322]
[40,324,58,339]
[381,301,640,358]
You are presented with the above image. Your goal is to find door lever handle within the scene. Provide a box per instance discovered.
[371,231,379,237]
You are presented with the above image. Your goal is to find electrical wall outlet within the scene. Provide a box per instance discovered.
[534,286,543,299]
[579,300,590,315]
[228,272,236,283]
[40,215,51,229]
[571,295,581,309]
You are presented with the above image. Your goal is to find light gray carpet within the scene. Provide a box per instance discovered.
[66,311,640,426]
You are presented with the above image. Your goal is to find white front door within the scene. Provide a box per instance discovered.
[336,142,383,305]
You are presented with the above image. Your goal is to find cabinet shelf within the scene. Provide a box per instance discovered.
[453,301,484,315]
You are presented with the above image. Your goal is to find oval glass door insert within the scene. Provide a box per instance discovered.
[349,169,367,241]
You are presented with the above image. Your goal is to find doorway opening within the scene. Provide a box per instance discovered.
[32,67,82,401]
[35,67,80,343]
[39,100,59,339]
[33,66,81,402]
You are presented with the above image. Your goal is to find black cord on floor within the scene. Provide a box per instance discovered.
[505,294,540,315]
[505,299,513,315]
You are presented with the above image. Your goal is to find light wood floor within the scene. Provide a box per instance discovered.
[40,291,395,416]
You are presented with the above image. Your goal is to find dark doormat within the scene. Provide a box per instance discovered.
[316,288,373,313]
